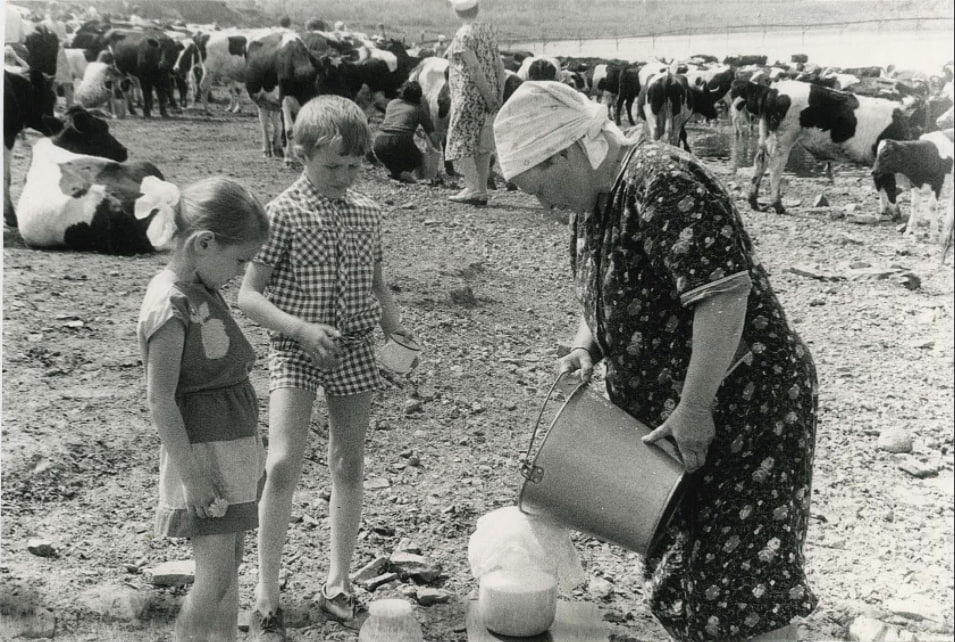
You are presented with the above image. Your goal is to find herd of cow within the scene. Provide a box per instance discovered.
[3,15,954,259]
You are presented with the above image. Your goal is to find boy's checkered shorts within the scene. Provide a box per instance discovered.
[268,337,383,396]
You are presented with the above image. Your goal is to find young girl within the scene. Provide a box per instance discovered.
[239,95,412,637]
[137,176,270,642]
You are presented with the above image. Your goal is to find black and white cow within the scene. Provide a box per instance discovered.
[4,68,59,227]
[871,130,954,245]
[111,29,181,118]
[194,31,250,113]
[744,80,921,214]
[245,31,331,164]
[15,107,165,254]
[638,70,720,152]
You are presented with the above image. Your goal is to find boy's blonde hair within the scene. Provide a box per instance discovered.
[177,176,269,246]
[293,95,373,160]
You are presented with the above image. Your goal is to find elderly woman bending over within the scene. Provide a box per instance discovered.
[494,81,818,642]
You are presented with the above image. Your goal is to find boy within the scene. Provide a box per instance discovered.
[238,95,412,639]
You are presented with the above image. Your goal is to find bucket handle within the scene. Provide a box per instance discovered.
[521,371,582,483]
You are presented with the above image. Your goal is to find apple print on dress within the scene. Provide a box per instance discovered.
[190,302,230,359]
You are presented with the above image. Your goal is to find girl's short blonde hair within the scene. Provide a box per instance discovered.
[177,176,269,246]
[292,95,372,160]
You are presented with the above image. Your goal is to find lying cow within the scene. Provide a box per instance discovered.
[872,130,954,248]
[744,80,921,214]
[15,106,164,254]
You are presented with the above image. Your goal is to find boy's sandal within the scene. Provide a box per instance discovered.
[316,587,369,630]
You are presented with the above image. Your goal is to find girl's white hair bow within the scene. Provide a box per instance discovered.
[134,176,181,247]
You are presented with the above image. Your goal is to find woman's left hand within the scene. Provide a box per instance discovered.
[642,402,715,473]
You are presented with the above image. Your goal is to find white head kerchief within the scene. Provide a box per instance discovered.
[134,176,181,247]
[494,81,629,181]
[450,0,478,10]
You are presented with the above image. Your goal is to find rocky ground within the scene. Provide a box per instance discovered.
[1,109,953,642]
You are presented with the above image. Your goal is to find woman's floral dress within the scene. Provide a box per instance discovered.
[445,21,501,161]
[572,140,818,641]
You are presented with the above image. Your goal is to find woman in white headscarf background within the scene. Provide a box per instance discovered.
[444,0,505,205]
[495,81,818,642]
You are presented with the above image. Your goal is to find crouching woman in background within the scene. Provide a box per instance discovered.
[373,80,442,183]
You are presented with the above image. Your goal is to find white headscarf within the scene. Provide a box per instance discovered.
[494,81,630,181]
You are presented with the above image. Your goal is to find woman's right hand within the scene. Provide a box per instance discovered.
[297,322,343,370]
[558,347,594,384]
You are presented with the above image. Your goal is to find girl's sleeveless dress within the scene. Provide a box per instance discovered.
[138,270,266,538]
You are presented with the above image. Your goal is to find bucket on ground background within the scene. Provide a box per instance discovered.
[519,373,687,558]
[377,335,422,375]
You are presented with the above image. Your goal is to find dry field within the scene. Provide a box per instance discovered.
[2,102,954,641]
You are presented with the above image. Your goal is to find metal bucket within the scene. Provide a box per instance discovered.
[519,374,687,557]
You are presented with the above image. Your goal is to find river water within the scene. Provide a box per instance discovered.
[505,26,953,75]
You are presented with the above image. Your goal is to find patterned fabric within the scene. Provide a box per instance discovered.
[445,21,502,161]
[269,336,381,396]
[572,141,818,641]
[255,173,383,345]
[138,270,265,538]
[255,173,384,395]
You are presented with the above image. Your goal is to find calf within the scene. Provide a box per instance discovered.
[75,57,128,114]
[16,107,164,254]
[4,68,59,227]
[744,80,921,213]
[872,130,954,245]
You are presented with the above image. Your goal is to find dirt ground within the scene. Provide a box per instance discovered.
[2,104,954,642]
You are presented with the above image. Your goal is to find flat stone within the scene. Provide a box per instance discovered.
[897,457,940,479]
[77,584,151,622]
[416,587,452,606]
[364,477,392,491]
[588,576,614,600]
[351,556,390,584]
[145,560,195,587]
[813,194,830,207]
[389,552,442,583]
[394,538,422,555]
[877,427,914,454]
[26,539,56,558]
[848,615,889,642]
[362,572,400,591]
[886,595,944,621]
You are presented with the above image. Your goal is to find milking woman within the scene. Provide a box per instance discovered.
[494,81,819,642]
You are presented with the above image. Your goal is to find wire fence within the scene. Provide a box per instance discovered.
[498,14,954,50]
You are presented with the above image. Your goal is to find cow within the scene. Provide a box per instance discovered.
[4,68,59,227]
[743,80,922,214]
[194,31,249,114]
[638,71,719,152]
[15,106,165,254]
[245,31,319,164]
[110,29,181,118]
[171,35,206,110]
[871,130,954,245]
[409,56,451,169]
[615,63,641,126]
[516,55,561,81]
